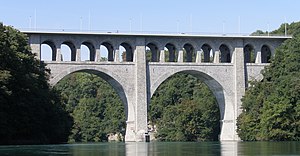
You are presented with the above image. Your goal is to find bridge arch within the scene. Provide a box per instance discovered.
[61,41,76,61]
[41,40,56,61]
[164,43,178,62]
[100,41,114,61]
[201,43,214,62]
[183,43,195,62]
[146,42,159,62]
[244,44,255,63]
[81,41,96,61]
[150,69,229,122]
[261,44,272,63]
[219,44,231,63]
[120,42,134,62]
[50,67,130,119]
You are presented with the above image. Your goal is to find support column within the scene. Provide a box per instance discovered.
[178,50,184,62]
[56,48,62,61]
[196,50,202,63]
[255,51,262,63]
[134,37,148,142]
[76,45,81,62]
[233,40,246,140]
[159,49,165,62]
[96,48,101,62]
[214,50,220,63]
[114,49,120,62]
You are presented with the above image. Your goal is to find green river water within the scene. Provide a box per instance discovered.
[0,141,299,156]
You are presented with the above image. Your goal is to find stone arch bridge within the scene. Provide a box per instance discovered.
[24,31,290,142]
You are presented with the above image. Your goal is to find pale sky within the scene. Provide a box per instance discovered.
[1,0,299,61]
[1,0,299,34]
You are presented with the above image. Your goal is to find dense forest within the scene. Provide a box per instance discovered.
[0,23,71,144]
[237,22,300,141]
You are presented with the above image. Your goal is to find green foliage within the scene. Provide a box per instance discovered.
[55,72,126,142]
[251,21,300,36]
[251,30,267,36]
[0,23,71,144]
[271,22,300,36]
[149,73,220,141]
[237,24,300,141]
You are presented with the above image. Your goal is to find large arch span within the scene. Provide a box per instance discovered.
[52,68,128,114]
[149,64,236,140]
[46,62,138,141]
[150,70,226,119]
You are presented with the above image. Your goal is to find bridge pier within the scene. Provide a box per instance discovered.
[233,41,246,140]
[132,37,148,142]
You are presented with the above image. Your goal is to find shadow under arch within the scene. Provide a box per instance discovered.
[51,68,129,120]
[151,69,226,121]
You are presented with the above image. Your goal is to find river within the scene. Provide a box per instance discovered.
[0,141,299,156]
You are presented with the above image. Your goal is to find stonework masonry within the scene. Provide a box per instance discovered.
[24,31,290,141]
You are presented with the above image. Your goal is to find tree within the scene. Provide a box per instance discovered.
[0,23,71,144]
[237,22,300,141]
[251,21,300,36]
[149,73,220,141]
[55,72,126,142]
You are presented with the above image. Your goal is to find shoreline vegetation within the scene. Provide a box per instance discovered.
[0,22,300,145]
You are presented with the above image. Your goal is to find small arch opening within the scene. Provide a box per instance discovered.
[201,44,214,63]
[261,45,271,63]
[120,43,133,62]
[81,42,96,61]
[183,43,195,62]
[146,43,159,62]
[219,44,231,63]
[41,41,56,61]
[244,44,255,63]
[100,42,114,61]
[61,41,76,61]
[80,44,90,61]
[165,43,177,62]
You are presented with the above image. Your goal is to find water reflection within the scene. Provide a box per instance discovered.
[126,142,148,156]
[220,141,238,156]
[0,141,299,155]
[126,142,221,156]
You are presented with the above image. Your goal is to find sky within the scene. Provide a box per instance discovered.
[1,0,300,35]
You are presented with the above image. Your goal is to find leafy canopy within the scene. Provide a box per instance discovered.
[149,73,220,141]
[0,23,71,144]
[55,72,126,142]
[237,22,300,141]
